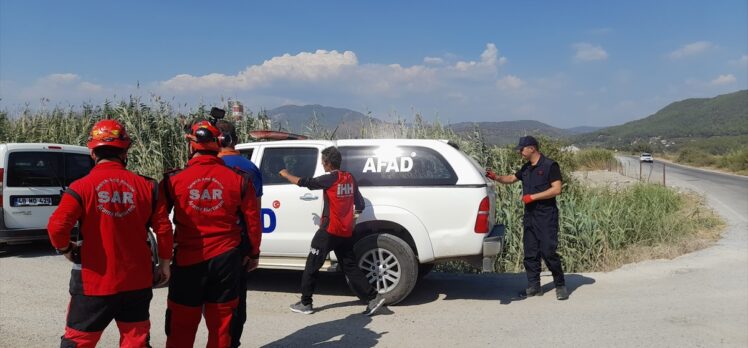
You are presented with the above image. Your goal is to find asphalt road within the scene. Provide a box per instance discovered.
[1,160,746,347]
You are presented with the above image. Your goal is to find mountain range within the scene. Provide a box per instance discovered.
[264,89,747,147]
[266,105,601,144]
[572,90,748,150]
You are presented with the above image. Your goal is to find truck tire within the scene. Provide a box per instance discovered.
[347,233,418,305]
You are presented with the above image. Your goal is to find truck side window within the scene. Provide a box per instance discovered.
[260,148,319,185]
[339,146,457,186]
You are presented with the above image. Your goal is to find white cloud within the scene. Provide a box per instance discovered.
[496,75,525,90]
[709,74,736,86]
[453,43,506,72]
[669,41,714,59]
[45,73,80,83]
[157,44,508,98]
[12,73,108,102]
[573,43,608,62]
[160,50,358,92]
[729,54,748,67]
[423,57,444,65]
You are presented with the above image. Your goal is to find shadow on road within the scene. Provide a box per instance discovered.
[0,241,55,258]
[247,269,355,298]
[401,272,596,306]
[261,313,387,347]
[246,269,596,307]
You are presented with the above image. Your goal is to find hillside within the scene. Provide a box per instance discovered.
[266,104,384,137]
[447,120,584,145]
[574,90,748,150]
[264,105,602,144]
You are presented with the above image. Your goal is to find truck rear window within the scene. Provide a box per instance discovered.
[340,146,457,186]
[7,152,94,187]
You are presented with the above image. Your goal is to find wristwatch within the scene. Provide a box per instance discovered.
[55,243,73,255]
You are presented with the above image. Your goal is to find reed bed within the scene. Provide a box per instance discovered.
[0,98,722,272]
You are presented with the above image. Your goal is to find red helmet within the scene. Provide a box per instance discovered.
[187,120,221,152]
[87,119,131,150]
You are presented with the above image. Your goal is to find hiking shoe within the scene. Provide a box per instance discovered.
[289,301,313,314]
[518,286,543,299]
[555,286,569,300]
[363,294,386,316]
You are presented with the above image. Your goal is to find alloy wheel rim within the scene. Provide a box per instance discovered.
[358,248,401,293]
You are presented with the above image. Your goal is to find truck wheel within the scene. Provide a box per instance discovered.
[347,233,418,305]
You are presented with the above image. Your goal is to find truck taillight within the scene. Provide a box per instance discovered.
[474,196,490,233]
[0,168,4,207]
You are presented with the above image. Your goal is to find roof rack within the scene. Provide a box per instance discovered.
[249,130,308,141]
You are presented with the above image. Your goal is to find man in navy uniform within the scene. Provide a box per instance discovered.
[486,136,568,300]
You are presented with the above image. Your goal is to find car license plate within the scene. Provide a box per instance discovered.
[12,196,53,207]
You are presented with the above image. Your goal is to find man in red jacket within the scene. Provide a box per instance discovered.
[280,146,385,316]
[47,119,173,348]
[163,120,262,348]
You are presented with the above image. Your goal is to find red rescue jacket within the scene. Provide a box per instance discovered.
[47,161,174,296]
[163,155,261,266]
[297,170,364,237]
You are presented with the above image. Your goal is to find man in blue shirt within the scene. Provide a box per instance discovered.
[216,119,263,348]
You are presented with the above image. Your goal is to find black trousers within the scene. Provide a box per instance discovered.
[166,248,241,348]
[62,288,152,348]
[300,229,376,305]
[523,208,565,287]
[231,270,249,348]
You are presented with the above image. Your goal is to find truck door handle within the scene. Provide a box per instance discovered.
[300,193,319,201]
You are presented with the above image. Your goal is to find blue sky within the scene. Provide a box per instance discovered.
[1,0,746,128]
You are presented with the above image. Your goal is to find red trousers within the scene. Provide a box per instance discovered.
[166,248,241,348]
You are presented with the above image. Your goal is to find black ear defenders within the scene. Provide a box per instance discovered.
[194,127,215,143]
[219,132,233,148]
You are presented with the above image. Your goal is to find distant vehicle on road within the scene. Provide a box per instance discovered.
[640,153,654,163]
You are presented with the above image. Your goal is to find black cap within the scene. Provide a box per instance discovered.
[514,136,539,150]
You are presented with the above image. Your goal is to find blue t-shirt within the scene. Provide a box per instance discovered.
[221,154,263,197]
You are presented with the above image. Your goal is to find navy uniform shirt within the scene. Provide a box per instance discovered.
[515,154,561,211]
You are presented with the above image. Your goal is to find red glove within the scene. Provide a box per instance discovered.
[522,194,534,205]
[485,169,498,181]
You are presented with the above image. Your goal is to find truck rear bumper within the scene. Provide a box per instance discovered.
[482,224,505,272]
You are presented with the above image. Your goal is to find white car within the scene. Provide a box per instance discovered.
[0,143,93,245]
[236,138,505,304]
[640,152,654,163]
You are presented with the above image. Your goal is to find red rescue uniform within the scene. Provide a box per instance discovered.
[163,155,261,348]
[47,161,174,347]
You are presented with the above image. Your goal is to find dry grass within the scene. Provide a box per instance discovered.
[599,192,724,271]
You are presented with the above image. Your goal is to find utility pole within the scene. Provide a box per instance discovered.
[639,161,642,182]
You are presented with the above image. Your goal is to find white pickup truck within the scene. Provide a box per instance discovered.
[236,138,505,304]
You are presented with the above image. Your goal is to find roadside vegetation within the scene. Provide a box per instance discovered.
[0,97,724,273]
[573,148,617,171]
[667,136,748,175]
